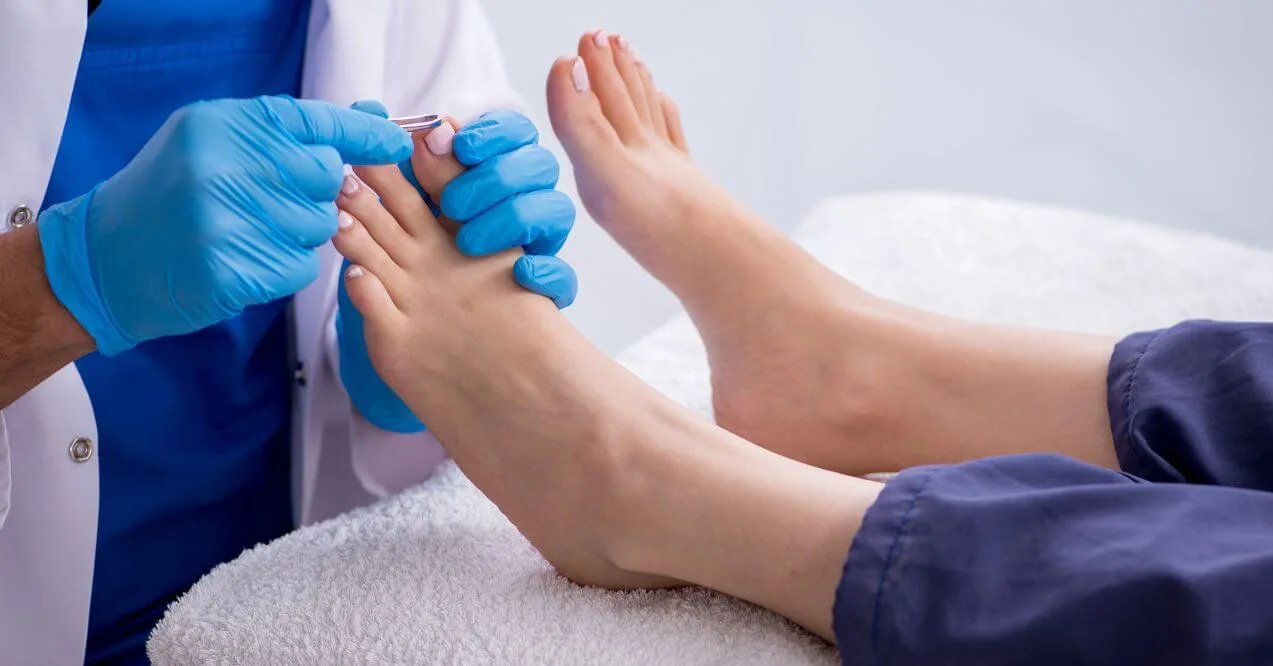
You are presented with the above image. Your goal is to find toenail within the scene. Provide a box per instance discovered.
[341,174,360,196]
[338,211,355,231]
[347,265,366,279]
[593,30,608,48]
[617,35,630,50]
[571,57,590,93]
[426,123,455,156]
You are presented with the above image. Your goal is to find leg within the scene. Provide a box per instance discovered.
[329,154,882,639]
[1110,321,1273,490]
[331,137,1273,664]
[835,454,1273,665]
[548,32,1118,475]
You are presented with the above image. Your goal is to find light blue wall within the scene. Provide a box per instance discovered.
[484,1,1273,352]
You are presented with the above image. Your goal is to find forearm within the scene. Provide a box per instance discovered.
[0,225,94,408]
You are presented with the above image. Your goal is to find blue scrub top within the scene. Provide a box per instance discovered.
[40,1,311,662]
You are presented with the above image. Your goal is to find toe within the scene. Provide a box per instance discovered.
[353,164,440,243]
[331,208,403,279]
[547,56,621,157]
[344,264,404,325]
[410,119,465,235]
[336,172,418,264]
[609,35,652,129]
[660,94,689,153]
[637,61,668,140]
[578,30,643,141]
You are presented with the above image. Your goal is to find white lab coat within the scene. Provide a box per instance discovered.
[0,1,521,662]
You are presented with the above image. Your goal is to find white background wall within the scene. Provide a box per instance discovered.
[482,1,1273,353]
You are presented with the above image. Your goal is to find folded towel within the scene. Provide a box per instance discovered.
[150,193,1273,665]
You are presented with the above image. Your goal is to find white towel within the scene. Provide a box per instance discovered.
[149,193,1273,665]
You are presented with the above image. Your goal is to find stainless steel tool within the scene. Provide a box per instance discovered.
[389,114,445,133]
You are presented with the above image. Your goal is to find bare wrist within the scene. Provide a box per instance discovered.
[0,225,95,406]
[14,225,93,352]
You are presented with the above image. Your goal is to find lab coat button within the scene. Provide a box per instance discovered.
[7,204,34,229]
[69,437,94,463]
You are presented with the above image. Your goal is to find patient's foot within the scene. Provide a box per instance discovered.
[332,137,888,640]
[331,160,672,588]
[547,33,1122,476]
[547,32,898,473]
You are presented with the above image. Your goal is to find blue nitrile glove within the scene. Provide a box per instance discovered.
[38,96,412,356]
[337,104,578,433]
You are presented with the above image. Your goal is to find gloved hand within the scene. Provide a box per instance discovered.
[39,95,412,356]
[337,105,578,433]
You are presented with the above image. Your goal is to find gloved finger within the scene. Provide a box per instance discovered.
[349,100,444,218]
[350,99,390,118]
[441,145,560,221]
[270,248,325,304]
[453,109,540,166]
[350,99,417,187]
[513,255,578,309]
[454,190,575,257]
[265,200,341,249]
[281,144,346,202]
[258,96,412,166]
[258,144,345,247]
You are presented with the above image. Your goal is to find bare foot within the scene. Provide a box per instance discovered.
[330,157,672,589]
[546,31,892,473]
[546,32,1118,476]
[329,134,882,640]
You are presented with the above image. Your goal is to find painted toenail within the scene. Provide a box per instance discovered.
[347,265,365,279]
[593,30,609,48]
[338,211,354,231]
[426,123,455,156]
[571,57,590,93]
[617,35,630,50]
[341,174,360,196]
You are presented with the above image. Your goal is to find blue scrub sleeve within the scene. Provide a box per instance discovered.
[1108,320,1273,490]
[833,454,1273,666]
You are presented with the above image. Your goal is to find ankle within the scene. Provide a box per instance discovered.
[589,402,722,578]
[773,300,927,473]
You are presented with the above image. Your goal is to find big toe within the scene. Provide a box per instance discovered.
[547,55,619,159]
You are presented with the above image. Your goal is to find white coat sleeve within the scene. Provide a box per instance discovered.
[0,411,10,529]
